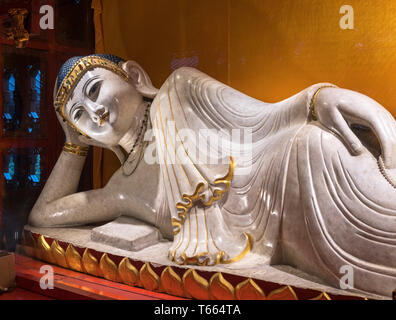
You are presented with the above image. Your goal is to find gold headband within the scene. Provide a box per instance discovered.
[54,55,131,137]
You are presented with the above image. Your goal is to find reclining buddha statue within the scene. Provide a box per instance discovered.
[28,54,396,297]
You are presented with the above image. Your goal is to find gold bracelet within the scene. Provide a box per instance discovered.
[309,85,336,121]
[63,142,89,157]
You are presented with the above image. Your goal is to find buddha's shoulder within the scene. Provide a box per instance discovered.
[170,66,209,79]
[156,67,231,103]
[164,67,221,89]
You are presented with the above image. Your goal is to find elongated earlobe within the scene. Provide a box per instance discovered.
[121,61,158,99]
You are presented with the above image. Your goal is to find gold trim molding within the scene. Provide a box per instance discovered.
[21,230,370,300]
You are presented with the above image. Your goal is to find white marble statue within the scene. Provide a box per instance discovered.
[28,54,396,297]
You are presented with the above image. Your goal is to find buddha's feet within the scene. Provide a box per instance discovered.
[168,205,252,266]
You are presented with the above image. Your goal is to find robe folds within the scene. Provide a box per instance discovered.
[150,67,396,295]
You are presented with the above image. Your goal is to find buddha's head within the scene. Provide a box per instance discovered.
[54,54,158,146]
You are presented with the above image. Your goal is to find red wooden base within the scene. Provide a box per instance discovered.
[0,254,184,300]
[0,287,53,300]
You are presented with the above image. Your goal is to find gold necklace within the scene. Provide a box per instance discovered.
[122,102,151,176]
[378,156,396,189]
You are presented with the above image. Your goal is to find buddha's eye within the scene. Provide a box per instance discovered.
[87,80,102,101]
[73,108,84,122]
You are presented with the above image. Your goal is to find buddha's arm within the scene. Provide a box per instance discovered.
[271,83,396,168]
[268,83,335,127]
[28,150,119,227]
[314,87,396,168]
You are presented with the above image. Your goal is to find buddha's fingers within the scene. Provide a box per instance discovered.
[370,111,396,169]
[353,106,396,169]
[328,105,396,169]
[329,110,363,156]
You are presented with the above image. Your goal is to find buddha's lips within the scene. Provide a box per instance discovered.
[99,112,109,126]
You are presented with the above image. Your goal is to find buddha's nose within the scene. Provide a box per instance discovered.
[92,106,109,126]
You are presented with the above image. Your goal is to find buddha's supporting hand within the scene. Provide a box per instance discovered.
[55,107,89,148]
[79,135,126,164]
[28,111,88,226]
[314,87,396,169]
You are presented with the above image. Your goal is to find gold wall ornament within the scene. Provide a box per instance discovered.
[82,249,102,277]
[50,240,68,268]
[140,262,160,291]
[267,285,298,300]
[65,244,83,272]
[5,8,29,48]
[118,257,139,286]
[99,253,120,282]
[37,235,55,264]
[160,266,185,297]
[235,278,266,300]
[182,269,210,300]
[209,273,235,300]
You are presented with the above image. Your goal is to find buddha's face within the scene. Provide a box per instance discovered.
[64,67,143,146]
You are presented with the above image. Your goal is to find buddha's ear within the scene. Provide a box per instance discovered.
[121,60,158,99]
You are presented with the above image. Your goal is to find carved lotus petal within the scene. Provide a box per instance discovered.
[267,285,298,300]
[310,292,331,300]
[235,278,266,300]
[160,266,185,297]
[209,273,235,300]
[118,257,139,286]
[182,269,210,300]
[37,235,55,264]
[65,244,83,272]
[50,240,68,268]
[82,248,102,277]
[99,253,119,282]
[140,262,160,291]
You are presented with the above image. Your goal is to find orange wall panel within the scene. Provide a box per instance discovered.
[102,0,229,86]
[98,0,396,184]
[228,0,396,111]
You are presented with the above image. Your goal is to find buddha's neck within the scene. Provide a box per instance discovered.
[118,101,149,154]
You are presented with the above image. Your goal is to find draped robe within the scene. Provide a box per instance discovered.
[150,67,396,296]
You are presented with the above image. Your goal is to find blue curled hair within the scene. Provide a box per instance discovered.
[56,54,125,93]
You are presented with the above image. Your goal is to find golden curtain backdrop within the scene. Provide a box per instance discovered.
[93,0,396,186]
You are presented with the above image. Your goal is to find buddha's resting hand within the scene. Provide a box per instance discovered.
[314,87,396,169]
[55,108,89,148]
[56,110,125,163]
[79,135,126,163]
